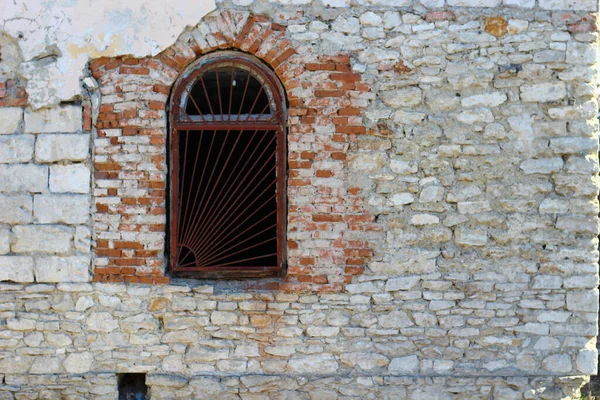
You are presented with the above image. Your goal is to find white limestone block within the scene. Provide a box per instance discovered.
[34,194,90,224]
[12,225,72,254]
[24,105,82,134]
[0,107,23,134]
[0,195,33,224]
[0,256,34,282]
[0,135,34,163]
[456,108,494,124]
[35,134,89,162]
[49,164,90,193]
[63,352,93,373]
[576,349,598,375]
[34,255,90,283]
[380,87,423,108]
[542,354,572,373]
[567,290,599,312]
[520,158,564,174]
[461,92,507,108]
[0,164,48,193]
[455,227,487,247]
[521,82,566,102]
[287,354,339,374]
[359,12,383,27]
[389,355,419,375]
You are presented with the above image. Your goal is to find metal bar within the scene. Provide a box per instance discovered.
[199,73,216,120]
[237,68,251,122]
[228,64,235,122]
[197,236,277,266]
[215,64,223,117]
[177,130,190,241]
[179,129,266,251]
[174,122,280,131]
[193,205,277,263]
[179,130,215,247]
[185,134,276,253]
[181,129,231,251]
[183,85,207,123]
[186,168,276,254]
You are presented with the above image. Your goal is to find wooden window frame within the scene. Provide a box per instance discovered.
[168,51,287,279]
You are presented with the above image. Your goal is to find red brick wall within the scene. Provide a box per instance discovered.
[90,11,379,291]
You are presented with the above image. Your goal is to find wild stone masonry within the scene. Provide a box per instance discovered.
[0,0,599,398]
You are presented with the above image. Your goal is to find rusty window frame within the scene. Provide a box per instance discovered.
[169,51,287,279]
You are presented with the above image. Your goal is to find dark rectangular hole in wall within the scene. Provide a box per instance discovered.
[118,373,148,400]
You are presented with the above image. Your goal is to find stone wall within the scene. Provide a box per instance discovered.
[0,0,599,398]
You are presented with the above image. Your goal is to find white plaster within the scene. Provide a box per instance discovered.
[0,0,215,109]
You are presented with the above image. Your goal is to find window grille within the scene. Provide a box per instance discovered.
[169,51,286,278]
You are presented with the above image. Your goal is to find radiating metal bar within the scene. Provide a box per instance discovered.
[228,64,235,122]
[179,129,265,250]
[181,130,270,247]
[186,168,276,254]
[208,253,278,268]
[180,129,231,249]
[195,221,276,265]
[193,204,277,263]
[215,65,223,117]
[177,130,190,240]
[185,135,276,252]
[199,73,215,120]
[179,130,215,246]
[197,236,277,266]
[183,85,206,123]
[237,68,251,122]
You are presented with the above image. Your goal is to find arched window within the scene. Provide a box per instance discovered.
[169,51,287,279]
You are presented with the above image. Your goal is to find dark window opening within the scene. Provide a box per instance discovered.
[118,373,148,400]
[170,51,286,279]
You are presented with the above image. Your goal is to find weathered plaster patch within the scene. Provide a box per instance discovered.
[0,0,215,109]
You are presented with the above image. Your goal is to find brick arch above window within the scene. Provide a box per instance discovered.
[90,10,379,292]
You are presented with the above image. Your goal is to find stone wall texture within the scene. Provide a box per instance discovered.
[0,0,599,398]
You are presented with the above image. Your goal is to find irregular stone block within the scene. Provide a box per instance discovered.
[35,133,89,162]
[521,82,566,102]
[542,354,572,373]
[0,256,34,282]
[0,107,23,134]
[34,194,90,224]
[186,346,229,362]
[49,164,90,193]
[0,135,34,163]
[380,87,423,108]
[24,105,82,134]
[12,225,72,254]
[388,355,419,375]
[63,352,93,373]
[86,312,119,332]
[455,227,487,247]
[385,276,420,291]
[0,164,48,193]
[567,290,599,312]
[287,354,339,374]
[520,158,563,174]
[576,349,598,375]
[34,255,90,282]
[340,352,389,370]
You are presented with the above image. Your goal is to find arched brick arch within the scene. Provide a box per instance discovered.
[89,10,380,291]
